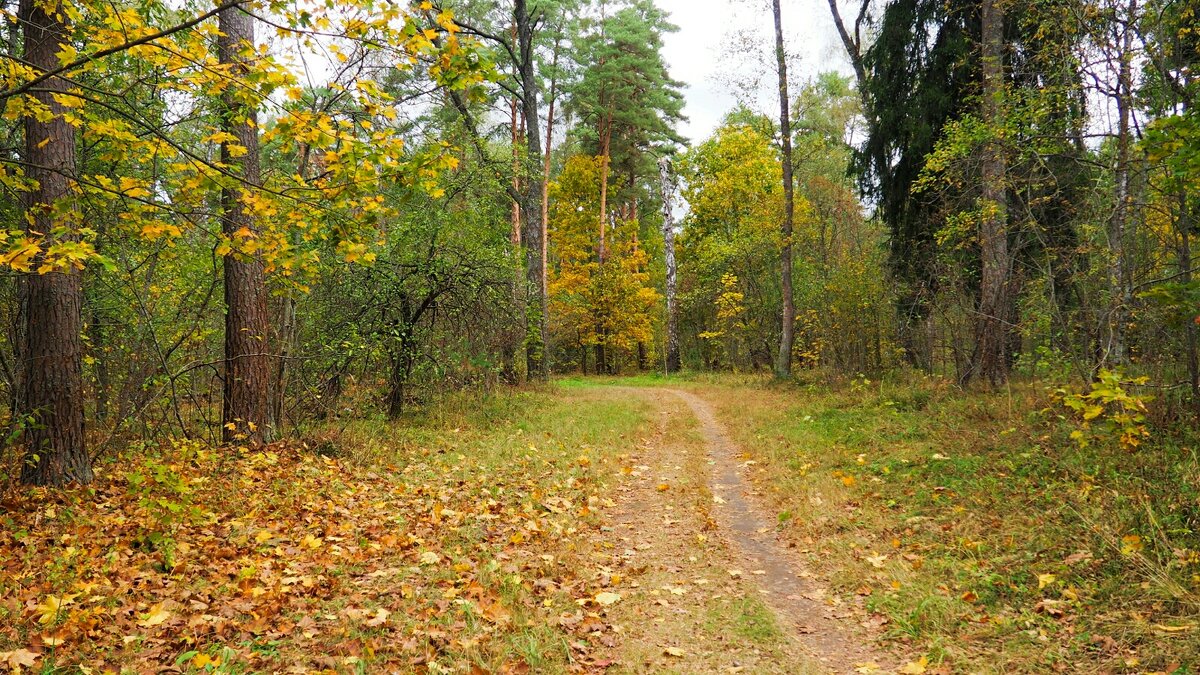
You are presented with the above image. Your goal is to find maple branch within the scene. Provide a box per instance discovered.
[0,0,246,103]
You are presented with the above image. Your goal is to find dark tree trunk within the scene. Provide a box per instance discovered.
[772,0,796,378]
[516,0,548,381]
[18,0,91,486]
[967,0,1012,386]
[219,5,271,444]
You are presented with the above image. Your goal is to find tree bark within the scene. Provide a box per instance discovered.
[516,0,548,381]
[1106,0,1137,366]
[542,32,561,312]
[772,0,796,378]
[598,117,612,264]
[658,157,681,373]
[968,0,1012,386]
[219,5,271,443]
[18,0,92,486]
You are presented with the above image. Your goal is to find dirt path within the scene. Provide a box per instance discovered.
[669,389,899,673]
[590,386,898,674]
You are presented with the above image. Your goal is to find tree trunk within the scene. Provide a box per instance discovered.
[968,0,1011,386]
[1106,0,1137,366]
[270,140,315,432]
[542,33,561,319]
[219,5,271,444]
[658,157,681,373]
[598,118,612,263]
[1179,192,1199,399]
[516,0,548,381]
[18,0,91,486]
[772,0,796,378]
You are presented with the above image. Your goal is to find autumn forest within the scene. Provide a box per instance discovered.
[1,0,1199,671]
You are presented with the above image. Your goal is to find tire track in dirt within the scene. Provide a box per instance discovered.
[665,388,900,673]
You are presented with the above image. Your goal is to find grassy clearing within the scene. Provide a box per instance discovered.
[0,386,650,673]
[696,373,1200,672]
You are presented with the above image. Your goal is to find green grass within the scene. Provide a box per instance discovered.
[699,373,1200,672]
[704,596,786,645]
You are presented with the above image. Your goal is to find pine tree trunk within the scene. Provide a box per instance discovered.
[969,0,1012,386]
[658,157,681,373]
[772,0,796,378]
[219,5,271,444]
[18,0,91,486]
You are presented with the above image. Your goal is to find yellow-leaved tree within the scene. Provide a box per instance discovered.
[548,155,658,373]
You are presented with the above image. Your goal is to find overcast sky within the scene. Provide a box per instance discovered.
[653,0,853,143]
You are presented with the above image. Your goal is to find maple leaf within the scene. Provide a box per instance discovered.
[593,592,621,606]
[0,649,39,668]
[35,594,75,625]
[137,604,172,627]
[1037,573,1056,590]
[900,657,929,674]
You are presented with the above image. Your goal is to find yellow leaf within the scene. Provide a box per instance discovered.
[1038,573,1056,589]
[35,594,74,625]
[1121,535,1144,555]
[664,647,685,657]
[900,657,929,674]
[137,604,171,627]
[419,551,441,565]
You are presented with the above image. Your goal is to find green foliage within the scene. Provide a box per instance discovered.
[1059,370,1151,451]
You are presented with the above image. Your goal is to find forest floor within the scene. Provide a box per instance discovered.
[2,374,1199,673]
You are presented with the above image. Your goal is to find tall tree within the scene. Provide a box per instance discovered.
[18,0,92,485]
[658,156,681,373]
[219,4,272,443]
[968,0,1012,385]
[771,0,796,378]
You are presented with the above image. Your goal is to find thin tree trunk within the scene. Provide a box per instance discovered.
[1106,0,1137,366]
[772,0,796,378]
[658,157,681,373]
[968,0,1011,386]
[219,4,271,443]
[598,118,611,263]
[1180,192,1199,398]
[270,144,311,432]
[18,0,91,485]
[542,33,561,314]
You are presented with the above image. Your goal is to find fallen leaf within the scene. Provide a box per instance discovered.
[900,657,929,674]
[594,592,621,606]
[0,649,39,668]
[664,647,685,657]
[1038,573,1056,590]
[1121,535,1144,555]
[138,604,172,627]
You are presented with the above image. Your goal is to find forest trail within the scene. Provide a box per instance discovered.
[591,386,898,673]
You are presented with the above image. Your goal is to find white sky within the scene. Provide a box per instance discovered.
[654,0,853,143]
